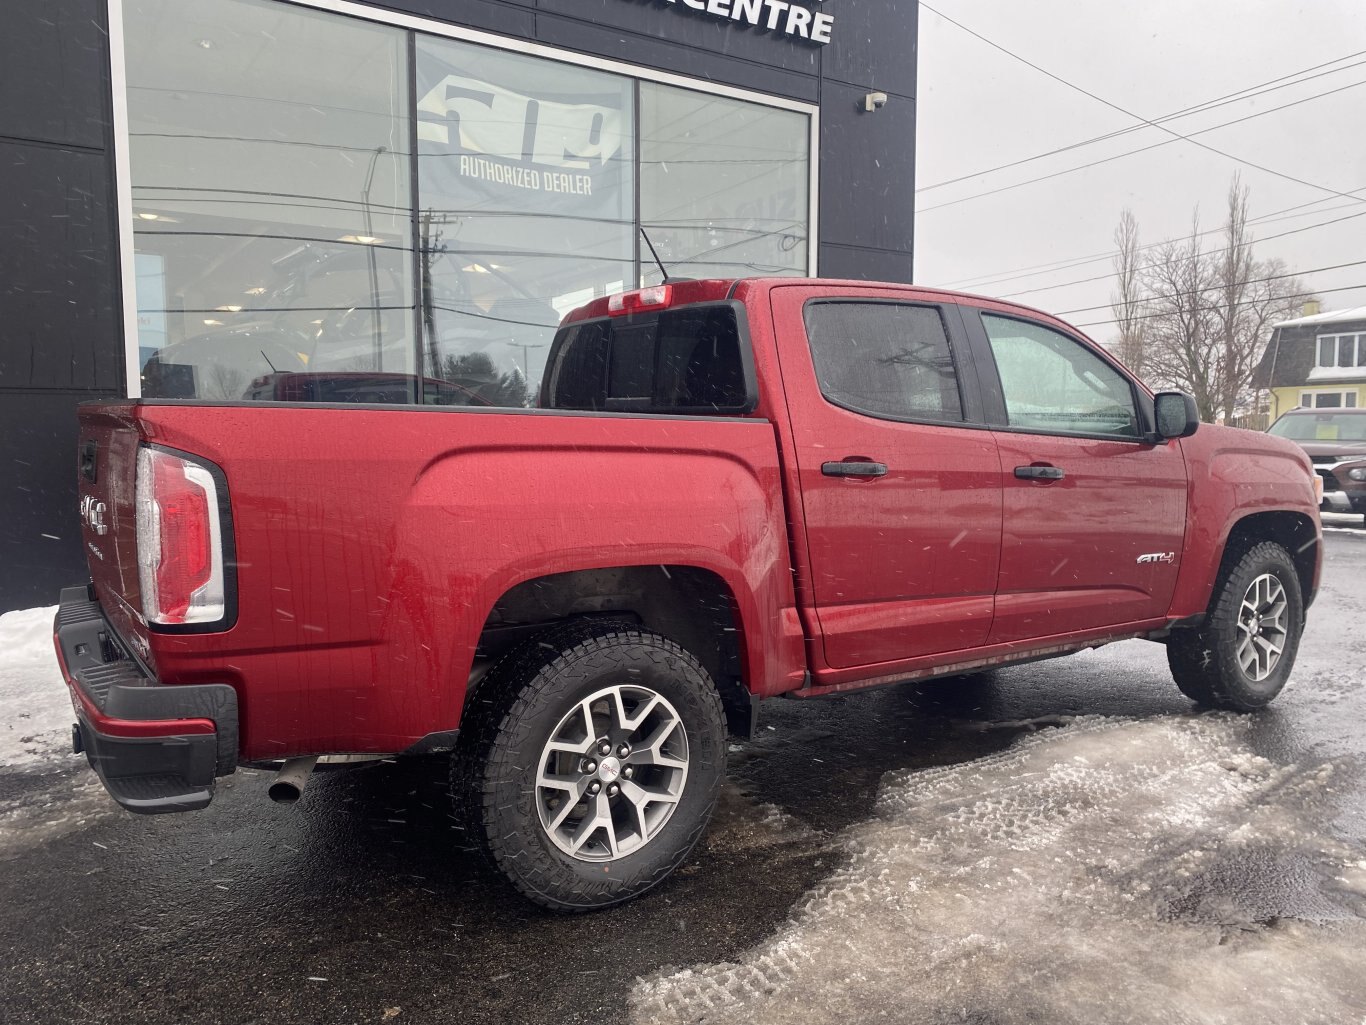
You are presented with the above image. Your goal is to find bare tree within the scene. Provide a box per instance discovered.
[1142,213,1220,420]
[1116,177,1314,424]
[1110,208,1146,375]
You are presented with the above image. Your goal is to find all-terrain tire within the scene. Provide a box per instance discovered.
[452,619,726,912]
[1167,541,1304,712]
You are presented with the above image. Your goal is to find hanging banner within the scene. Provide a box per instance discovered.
[648,0,834,45]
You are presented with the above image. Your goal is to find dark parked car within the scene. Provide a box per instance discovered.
[1267,407,1366,522]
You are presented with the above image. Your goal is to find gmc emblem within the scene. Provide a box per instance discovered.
[81,495,108,536]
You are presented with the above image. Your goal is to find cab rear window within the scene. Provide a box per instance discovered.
[542,305,754,415]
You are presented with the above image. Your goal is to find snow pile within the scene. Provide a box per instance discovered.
[632,716,1366,1025]
[0,606,73,769]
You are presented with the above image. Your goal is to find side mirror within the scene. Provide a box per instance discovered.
[1153,391,1200,440]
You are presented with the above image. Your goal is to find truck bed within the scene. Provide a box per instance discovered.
[77,400,803,761]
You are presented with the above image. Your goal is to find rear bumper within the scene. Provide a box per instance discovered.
[54,584,238,815]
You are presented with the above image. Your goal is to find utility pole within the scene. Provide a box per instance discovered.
[515,342,546,380]
[361,145,387,369]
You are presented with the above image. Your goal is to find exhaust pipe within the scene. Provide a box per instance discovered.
[268,756,318,804]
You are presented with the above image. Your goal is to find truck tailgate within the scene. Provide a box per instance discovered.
[76,402,153,666]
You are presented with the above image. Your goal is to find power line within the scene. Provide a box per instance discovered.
[919,3,1366,207]
[994,208,1366,300]
[918,50,1366,193]
[917,77,1366,214]
[1053,258,1366,317]
[942,190,1366,290]
[1069,281,1366,330]
[943,198,1328,288]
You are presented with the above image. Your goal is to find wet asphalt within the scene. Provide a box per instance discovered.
[2,526,1364,1025]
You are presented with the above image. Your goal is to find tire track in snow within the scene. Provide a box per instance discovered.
[632,716,1366,1025]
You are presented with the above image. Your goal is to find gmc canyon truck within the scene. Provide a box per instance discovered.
[55,278,1322,911]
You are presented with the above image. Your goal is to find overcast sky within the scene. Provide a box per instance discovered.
[914,0,1366,344]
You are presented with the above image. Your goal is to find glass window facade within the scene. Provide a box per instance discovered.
[640,84,810,283]
[415,37,635,403]
[123,0,811,405]
[125,0,415,401]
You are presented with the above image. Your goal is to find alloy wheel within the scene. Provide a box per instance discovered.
[535,684,689,862]
[1235,572,1288,682]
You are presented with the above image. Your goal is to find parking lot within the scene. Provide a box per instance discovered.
[2,525,1364,1025]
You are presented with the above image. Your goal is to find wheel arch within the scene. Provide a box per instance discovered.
[1217,510,1319,611]
[472,565,757,738]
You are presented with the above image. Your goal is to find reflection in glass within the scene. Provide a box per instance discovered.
[805,303,962,422]
[126,0,415,401]
[983,315,1139,437]
[415,38,635,403]
[124,0,812,408]
[641,84,809,282]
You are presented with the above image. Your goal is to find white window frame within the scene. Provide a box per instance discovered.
[1315,332,1364,369]
[107,0,821,398]
[1299,389,1360,409]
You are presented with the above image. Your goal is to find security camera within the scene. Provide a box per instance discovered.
[862,91,888,113]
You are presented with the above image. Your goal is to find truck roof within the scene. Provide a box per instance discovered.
[559,277,1094,343]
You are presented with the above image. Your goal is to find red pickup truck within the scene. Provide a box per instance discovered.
[55,278,1322,910]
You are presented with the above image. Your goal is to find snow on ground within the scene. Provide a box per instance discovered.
[0,606,72,769]
[632,716,1366,1025]
[0,606,114,852]
[0,766,112,858]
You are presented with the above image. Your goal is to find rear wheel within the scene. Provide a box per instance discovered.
[453,620,726,912]
[1167,541,1304,711]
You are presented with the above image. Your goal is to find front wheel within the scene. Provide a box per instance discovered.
[1167,541,1304,711]
[453,620,726,912]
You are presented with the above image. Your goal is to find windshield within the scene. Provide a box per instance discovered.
[1268,412,1366,442]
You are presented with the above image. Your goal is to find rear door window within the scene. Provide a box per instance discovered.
[802,301,964,423]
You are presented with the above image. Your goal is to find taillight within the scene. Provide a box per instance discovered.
[607,285,672,316]
[136,447,226,626]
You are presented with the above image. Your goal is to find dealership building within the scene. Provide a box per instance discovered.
[0,0,919,613]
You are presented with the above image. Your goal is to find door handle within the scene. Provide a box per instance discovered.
[822,460,889,478]
[1014,464,1065,481]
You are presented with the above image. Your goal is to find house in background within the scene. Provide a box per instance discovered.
[1254,301,1366,421]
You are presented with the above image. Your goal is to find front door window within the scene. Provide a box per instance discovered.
[981,314,1139,438]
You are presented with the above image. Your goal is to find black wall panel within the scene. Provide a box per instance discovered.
[818,79,917,257]
[0,0,120,612]
[0,0,110,150]
[537,0,823,76]
[819,241,916,283]
[822,0,919,95]
[369,0,534,38]
[0,390,119,613]
[0,141,122,392]
[534,12,820,102]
